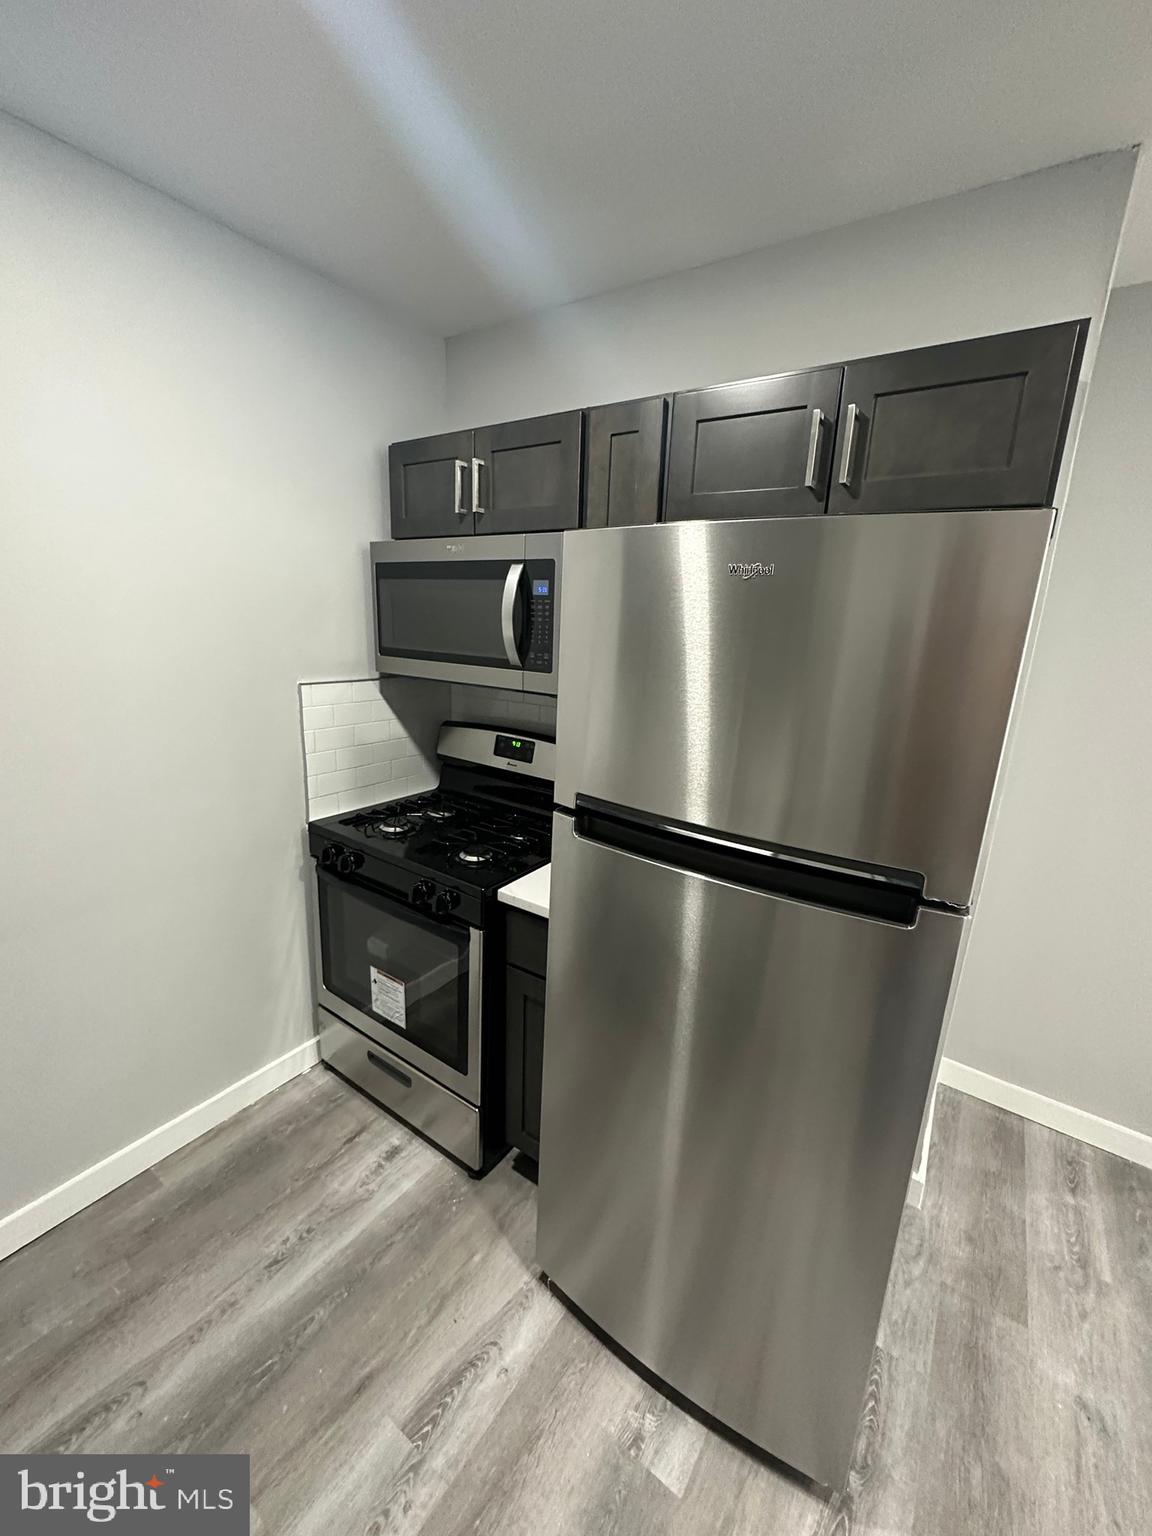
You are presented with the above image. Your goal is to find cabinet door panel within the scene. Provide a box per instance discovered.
[666,367,842,521]
[388,430,474,538]
[474,412,583,534]
[505,964,546,1160]
[828,320,1087,515]
[585,396,668,528]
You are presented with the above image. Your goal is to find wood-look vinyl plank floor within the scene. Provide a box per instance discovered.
[1,1071,1149,1535]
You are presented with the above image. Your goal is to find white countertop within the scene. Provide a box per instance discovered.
[498,863,551,920]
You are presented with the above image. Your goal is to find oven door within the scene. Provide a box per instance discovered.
[314,868,482,1102]
[373,533,530,688]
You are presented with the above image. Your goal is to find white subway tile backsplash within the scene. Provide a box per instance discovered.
[449,684,557,736]
[354,762,391,788]
[368,738,406,762]
[315,768,355,796]
[336,745,375,769]
[300,675,450,820]
[314,725,355,751]
[310,682,354,705]
[332,702,373,726]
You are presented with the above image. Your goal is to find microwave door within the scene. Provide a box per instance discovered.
[373,553,528,689]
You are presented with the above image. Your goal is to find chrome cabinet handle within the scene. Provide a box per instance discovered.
[501,561,525,666]
[453,458,468,517]
[838,403,860,488]
[472,457,485,518]
[803,408,827,492]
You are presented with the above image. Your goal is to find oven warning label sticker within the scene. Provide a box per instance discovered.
[370,966,407,1029]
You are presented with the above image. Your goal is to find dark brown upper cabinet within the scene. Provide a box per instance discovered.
[388,429,476,538]
[665,367,843,522]
[472,411,583,536]
[584,396,669,529]
[827,320,1088,516]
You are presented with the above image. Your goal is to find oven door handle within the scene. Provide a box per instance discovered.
[501,561,526,667]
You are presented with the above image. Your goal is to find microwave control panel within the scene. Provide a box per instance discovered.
[524,561,555,673]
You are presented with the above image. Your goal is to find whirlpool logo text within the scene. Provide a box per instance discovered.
[728,561,775,579]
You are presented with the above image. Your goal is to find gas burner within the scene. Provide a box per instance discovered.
[420,805,457,822]
[454,844,497,866]
[370,815,419,839]
[498,829,537,847]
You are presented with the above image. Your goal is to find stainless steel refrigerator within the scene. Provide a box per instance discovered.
[537,509,1054,1487]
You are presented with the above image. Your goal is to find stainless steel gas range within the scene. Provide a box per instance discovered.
[308,722,554,1173]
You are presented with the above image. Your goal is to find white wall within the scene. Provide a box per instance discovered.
[942,281,1152,1140]
[447,153,1135,425]
[0,114,445,1222]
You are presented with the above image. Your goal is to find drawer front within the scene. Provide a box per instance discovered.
[318,1010,481,1168]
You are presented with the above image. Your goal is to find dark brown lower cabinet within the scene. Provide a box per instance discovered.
[504,964,546,1161]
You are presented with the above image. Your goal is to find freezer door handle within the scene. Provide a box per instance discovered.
[574,798,923,925]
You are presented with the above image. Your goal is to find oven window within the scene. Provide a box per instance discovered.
[376,562,515,666]
[318,876,469,1073]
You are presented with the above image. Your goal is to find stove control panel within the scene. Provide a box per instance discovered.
[494,733,535,764]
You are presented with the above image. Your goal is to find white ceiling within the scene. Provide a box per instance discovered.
[1,0,1149,336]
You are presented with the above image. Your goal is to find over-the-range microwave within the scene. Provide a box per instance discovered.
[371,533,563,694]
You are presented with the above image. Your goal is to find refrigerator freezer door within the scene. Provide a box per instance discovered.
[537,811,964,1487]
[555,510,1053,906]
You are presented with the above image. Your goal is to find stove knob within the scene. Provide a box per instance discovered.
[411,879,435,907]
[319,843,339,868]
[432,888,460,917]
[335,849,364,876]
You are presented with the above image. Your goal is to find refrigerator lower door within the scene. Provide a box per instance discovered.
[537,811,964,1487]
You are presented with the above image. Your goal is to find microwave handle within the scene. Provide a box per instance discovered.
[501,561,526,666]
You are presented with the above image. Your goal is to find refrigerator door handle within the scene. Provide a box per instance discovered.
[574,800,923,925]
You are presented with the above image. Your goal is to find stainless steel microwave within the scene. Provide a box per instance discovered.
[371,533,563,693]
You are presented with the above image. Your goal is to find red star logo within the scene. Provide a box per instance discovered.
[146,1476,164,1489]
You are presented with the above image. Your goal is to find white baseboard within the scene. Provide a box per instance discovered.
[937,1057,1152,1171]
[0,1040,319,1263]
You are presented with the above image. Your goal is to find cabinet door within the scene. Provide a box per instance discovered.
[473,412,583,535]
[584,396,669,528]
[828,320,1087,515]
[388,430,475,538]
[505,964,546,1161]
[665,367,842,521]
